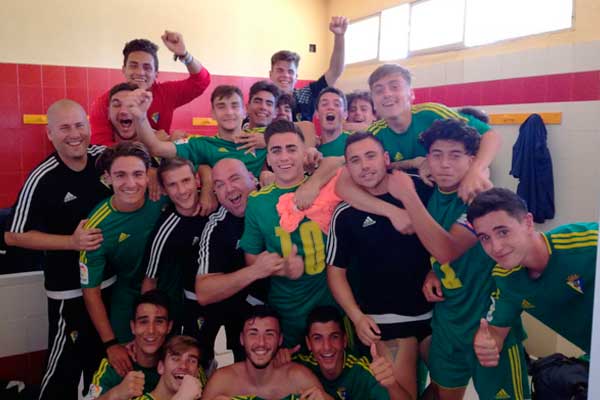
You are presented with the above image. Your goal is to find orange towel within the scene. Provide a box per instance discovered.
[276,170,342,233]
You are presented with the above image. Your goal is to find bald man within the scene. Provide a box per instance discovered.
[5,100,112,400]
[193,158,281,370]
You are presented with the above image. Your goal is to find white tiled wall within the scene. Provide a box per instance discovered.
[0,272,47,358]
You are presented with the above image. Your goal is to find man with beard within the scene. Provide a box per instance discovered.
[327,132,432,399]
[201,306,332,400]
[194,158,281,371]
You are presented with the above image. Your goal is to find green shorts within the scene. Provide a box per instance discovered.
[429,329,530,400]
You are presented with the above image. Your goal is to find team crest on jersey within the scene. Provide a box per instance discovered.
[192,236,200,247]
[118,232,130,242]
[88,384,102,397]
[495,388,511,399]
[79,262,89,285]
[218,147,229,153]
[521,299,535,309]
[151,112,160,124]
[394,152,404,161]
[70,330,79,343]
[566,274,584,294]
[197,317,205,331]
[336,387,348,399]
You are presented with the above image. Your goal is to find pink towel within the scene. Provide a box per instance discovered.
[276,170,342,233]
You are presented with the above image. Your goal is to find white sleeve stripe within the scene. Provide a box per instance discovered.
[146,213,180,278]
[197,206,228,276]
[325,202,350,265]
[88,145,106,156]
[10,157,59,233]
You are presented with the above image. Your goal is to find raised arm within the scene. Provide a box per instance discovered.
[324,16,349,86]
[128,89,177,158]
[161,30,203,75]
[458,129,501,203]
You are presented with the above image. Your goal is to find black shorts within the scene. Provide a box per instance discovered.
[379,319,432,342]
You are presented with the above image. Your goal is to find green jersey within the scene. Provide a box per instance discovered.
[489,223,597,353]
[296,353,390,400]
[175,135,266,177]
[240,181,336,346]
[368,103,490,162]
[427,189,497,347]
[87,358,159,399]
[80,195,167,342]
[319,132,351,158]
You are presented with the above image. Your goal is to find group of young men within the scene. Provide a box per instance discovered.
[3,16,596,400]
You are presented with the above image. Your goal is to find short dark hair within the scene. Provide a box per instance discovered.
[368,64,411,89]
[316,87,347,111]
[243,305,281,326]
[157,157,196,187]
[459,107,489,124]
[344,131,385,159]
[271,50,300,68]
[210,85,244,107]
[160,335,201,361]
[419,119,481,156]
[109,82,139,100]
[123,39,159,71]
[264,119,305,146]
[346,90,374,113]
[276,93,296,109]
[306,306,344,336]
[467,188,529,224]
[249,80,280,103]
[96,141,151,173]
[132,289,171,322]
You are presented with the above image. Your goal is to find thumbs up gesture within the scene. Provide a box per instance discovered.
[283,244,304,280]
[474,318,500,367]
[369,343,396,389]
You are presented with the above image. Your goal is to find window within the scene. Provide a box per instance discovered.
[379,4,410,61]
[345,0,573,65]
[465,0,573,47]
[410,0,465,52]
[345,15,380,64]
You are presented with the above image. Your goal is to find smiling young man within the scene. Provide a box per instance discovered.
[108,83,140,143]
[316,87,351,158]
[240,120,339,347]
[326,132,432,399]
[269,17,348,122]
[90,32,210,145]
[81,142,168,377]
[386,120,529,400]
[135,336,204,400]
[293,306,410,400]
[245,80,280,131]
[201,306,332,400]
[88,290,173,400]
[366,64,499,203]
[467,188,597,365]
[140,158,207,336]
[4,99,112,400]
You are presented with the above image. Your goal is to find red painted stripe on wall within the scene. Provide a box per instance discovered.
[1,62,599,208]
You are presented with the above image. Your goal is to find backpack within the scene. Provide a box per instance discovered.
[530,353,588,399]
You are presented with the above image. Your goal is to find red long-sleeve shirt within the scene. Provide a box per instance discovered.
[90,68,211,145]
